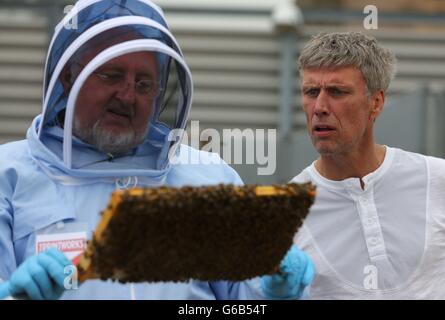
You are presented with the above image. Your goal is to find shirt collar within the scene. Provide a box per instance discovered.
[308,146,395,192]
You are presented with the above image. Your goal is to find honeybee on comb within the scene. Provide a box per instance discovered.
[77,183,316,283]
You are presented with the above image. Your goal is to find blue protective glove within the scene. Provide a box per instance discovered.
[0,248,73,300]
[261,245,315,299]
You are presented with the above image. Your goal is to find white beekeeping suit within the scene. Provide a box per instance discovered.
[0,0,260,300]
[0,0,314,300]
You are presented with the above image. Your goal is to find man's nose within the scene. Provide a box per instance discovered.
[313,90,330,117]
[115,77,136,105]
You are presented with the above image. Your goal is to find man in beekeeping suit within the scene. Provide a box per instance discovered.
[0,0,314,300]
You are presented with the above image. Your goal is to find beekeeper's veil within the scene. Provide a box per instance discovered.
[29,0,192,186]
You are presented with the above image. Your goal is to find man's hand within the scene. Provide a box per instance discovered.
[261,245,315,299]
[0,248,73,300]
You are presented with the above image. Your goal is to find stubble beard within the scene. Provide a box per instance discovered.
[73,115,148,155]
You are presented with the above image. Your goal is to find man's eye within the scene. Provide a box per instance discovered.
[136,79,153,91]
[96,72,123,82]
[304,88,319,97]
[329,88,346,96]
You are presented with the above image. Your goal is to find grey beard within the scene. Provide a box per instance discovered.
[73,116,148,155]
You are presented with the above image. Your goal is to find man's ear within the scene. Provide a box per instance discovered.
[60,64,74,93]
[370,90,385,122]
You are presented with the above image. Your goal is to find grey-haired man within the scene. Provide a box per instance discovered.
[292,32,445,299]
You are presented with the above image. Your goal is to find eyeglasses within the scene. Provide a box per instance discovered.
[71,62,163,96]
[94,70,162,96]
